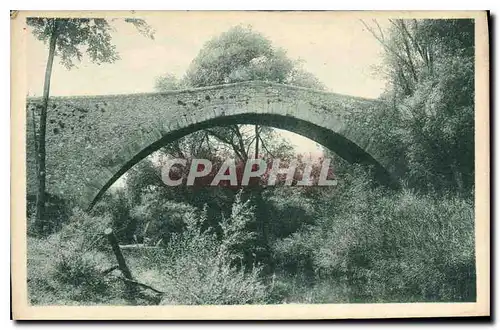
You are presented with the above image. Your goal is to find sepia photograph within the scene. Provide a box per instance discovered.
[11,10,489,319]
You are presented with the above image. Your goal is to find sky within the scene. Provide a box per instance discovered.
[26,12,389,155]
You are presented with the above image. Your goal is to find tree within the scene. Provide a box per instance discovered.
[361,19,474,193]
[154,73,183,92]
[183,25,326,162]
[184,26,294,86]
[27,17,154,234]
[155,25,325,163]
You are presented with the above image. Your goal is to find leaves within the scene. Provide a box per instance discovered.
[124,18,155,40]
[151,25,321,167]
[27,18,119,69]
[361,19,475,194]
[182,25,323,89]
[27,17,155,69]
[154,73,182,92]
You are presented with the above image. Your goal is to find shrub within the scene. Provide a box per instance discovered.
[92,190,136,243]
[52,248,111,301]
[263,187,316,240]
[272,231,316,277]
[27,193,71,236]
[305,175,476,302]
[27,209,127,305]
[141,192,270,305]
[57,208,113,251]
[130,191,199,245]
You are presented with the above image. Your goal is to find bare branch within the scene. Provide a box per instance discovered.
[395,20,419,83]
[245,135,257,157]
[206,129,245,162]
[360,19,382,43]
[374,19,385,41]
[259,135,275,158]
[364,18,418,89]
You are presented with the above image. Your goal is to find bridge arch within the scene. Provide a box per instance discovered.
[26,81,397,209]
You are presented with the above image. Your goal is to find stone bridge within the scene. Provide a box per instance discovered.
[26,81,396,209]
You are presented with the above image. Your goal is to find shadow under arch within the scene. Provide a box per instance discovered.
[88,113,398,210]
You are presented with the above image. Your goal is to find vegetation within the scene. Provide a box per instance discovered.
[155,25,322,165]
[27,19,476,305]
[27,17,154,235]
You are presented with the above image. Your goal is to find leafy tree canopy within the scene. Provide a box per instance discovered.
[360,19,474,194]
[27,17,154,69]
[156,25,326,91]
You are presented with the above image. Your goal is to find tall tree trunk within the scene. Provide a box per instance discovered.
[35,20,59,234]
[254,125,259,159]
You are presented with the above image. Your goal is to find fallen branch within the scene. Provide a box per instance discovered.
[118,244,161,251]
[114,275,165,295]
[101,265,119,276]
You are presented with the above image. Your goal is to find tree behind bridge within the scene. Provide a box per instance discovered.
[155,25,325,162]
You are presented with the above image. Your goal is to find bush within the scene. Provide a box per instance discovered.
[27,193,71,236]
[137,192,270,305]
[27,209,128,305]
[92,190,136,244]
[52,248,111,301]
[272,231,316,277]
[304,173,476,302]
[57,208,113,251]
[263,187,316,240]
[28,196,270,306]
[130,191,199,245]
